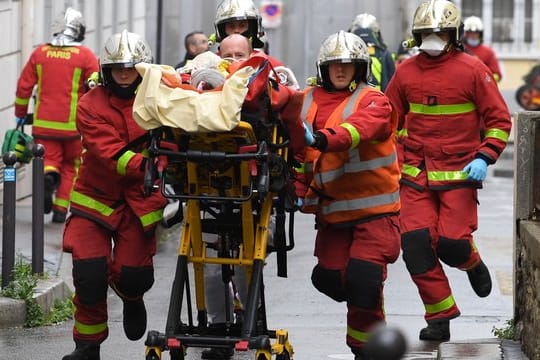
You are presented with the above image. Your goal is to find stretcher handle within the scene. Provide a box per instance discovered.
[143,132,159,197]
[156,148,269,162]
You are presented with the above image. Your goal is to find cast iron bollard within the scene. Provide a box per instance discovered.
[1,152,18,289]
[32,144,45,275]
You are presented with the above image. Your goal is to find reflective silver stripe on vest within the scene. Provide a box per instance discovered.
[320,190,400,215]
[301,88,315,128]
[342,83,368,121]
[314,151,397,185]
[303,196,319,206]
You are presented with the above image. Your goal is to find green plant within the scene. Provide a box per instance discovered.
[492,319,515,339]
[1,255,73,327]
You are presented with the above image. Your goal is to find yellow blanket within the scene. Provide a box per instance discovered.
[133,63,254,133]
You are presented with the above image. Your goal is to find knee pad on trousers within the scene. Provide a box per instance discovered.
[401,229,437,275]
[437,236,472,267]
[311,265,346,302]
[115,265,155,299]
[345,259,382,309]
[73,257,108,305]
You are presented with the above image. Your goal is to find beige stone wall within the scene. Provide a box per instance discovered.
[515,221,540,360]
[499,59,540,91]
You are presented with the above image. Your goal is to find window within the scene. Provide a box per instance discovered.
[492,0,513,42]
[525,0,533,43]
[461,0,482,18]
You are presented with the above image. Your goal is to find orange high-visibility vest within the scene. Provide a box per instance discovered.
[301,85,400,225]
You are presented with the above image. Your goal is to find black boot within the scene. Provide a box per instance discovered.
[201,347,234,359]
[467,260,492,298]
[351,347,368,360]
[62,341,100,360]
[419,319,450,341]
[52,210,67,223]
[123,298,147,341]
[44,173,57,214]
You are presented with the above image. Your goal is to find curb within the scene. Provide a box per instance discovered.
[438,338,529,359]
[0,276,72,329]
[0,296,26,328]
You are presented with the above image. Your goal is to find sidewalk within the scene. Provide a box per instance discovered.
[0,197,68,328]
[0,176,530,359]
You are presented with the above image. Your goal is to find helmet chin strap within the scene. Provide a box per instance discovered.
[109,76,142,99]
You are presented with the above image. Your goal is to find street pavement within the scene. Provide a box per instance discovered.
[0,174,526,359]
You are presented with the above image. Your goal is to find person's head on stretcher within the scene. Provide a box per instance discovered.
[218,34,252,63]
[191,34,252,91]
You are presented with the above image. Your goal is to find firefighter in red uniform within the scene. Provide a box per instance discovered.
[200,3,304,359]
[214,0,284,67]
[301,30,401,360]
[14,7,99,223]
[385,0,512,341]
[462,16,503,82]
[61,30,168,360]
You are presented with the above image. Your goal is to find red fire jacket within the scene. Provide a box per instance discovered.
[464,43,502,82]
[385,49,512,190]
[70,87,167,232]
[300,85,400,225]
[15,44,99,138]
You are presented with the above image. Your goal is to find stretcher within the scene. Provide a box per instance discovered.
[137,60,300,360]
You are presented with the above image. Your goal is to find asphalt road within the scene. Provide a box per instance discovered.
[0,175,515,359]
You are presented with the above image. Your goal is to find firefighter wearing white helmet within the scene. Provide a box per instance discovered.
[14,7,98,223]
[386,0,511,343]
[316,30,371,91]
[214,0,265,48]
[462,16,502,81]
[50,7,86,46]
[301,30,401,359]
[62,30,169,360]
[348,13,395,91]
[99,29,153,97]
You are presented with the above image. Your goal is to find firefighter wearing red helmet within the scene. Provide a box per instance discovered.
[301,30,401,360]
[14,7,99,223]
[385,0,512,341]
[61,30,170,360]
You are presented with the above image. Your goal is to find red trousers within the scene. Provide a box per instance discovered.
[400,184,481,322]
[63,210,157,343]
[313,215,400,350]
[36,137,81,213]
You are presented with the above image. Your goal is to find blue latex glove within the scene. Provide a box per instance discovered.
[463,158,488,181]
[304,122,315,146]
[15,117,26,126]
[297,198,303,208]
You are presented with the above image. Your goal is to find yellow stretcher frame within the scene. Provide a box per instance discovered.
[144,121,295,360]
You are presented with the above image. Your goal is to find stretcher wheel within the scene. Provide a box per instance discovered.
[169,348,185,360]
[145,349,161,360]
[255,350,272,360]
[276,350,291,360]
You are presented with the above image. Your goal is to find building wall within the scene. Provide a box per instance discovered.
[1,0,538,196]
[0,0,155,197]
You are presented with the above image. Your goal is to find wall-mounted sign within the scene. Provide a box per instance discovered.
[260,0,283,29]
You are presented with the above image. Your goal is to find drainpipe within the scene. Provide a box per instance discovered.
[156,0,163,64]
[21,0,35,63]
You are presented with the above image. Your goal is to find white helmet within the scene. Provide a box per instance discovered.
[100,30,152,92]
[464,16,484,32]
[412,0,462,46]
[349,13,380,34]
[214,0,265,48]
[50,7,86,46]
[317,31,370,89]
[100,30,152,69]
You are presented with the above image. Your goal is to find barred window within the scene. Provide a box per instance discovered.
[461,0,482,18]
[492,0,514,42]
[525,0,533,43]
